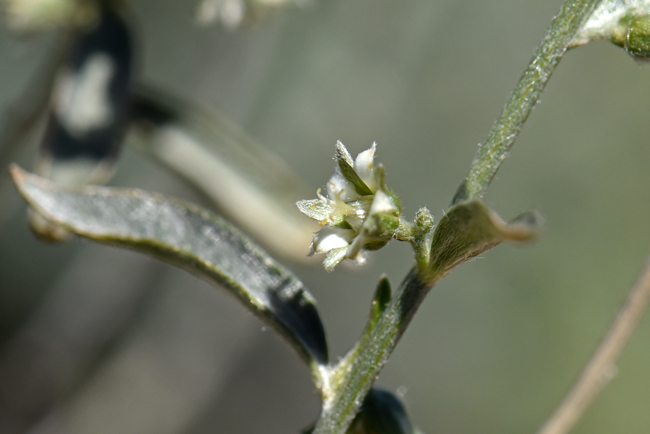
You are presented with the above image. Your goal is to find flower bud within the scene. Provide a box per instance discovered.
[626,15,650,59]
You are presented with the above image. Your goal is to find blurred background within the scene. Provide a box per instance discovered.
[1,0,650,433]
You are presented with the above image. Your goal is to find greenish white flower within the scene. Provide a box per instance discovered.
[297,141,401,271]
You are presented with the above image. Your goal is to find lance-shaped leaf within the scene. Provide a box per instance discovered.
[353,276,391,358]
[425,201,541,281]
[10,166,329,377]
[333,275,392,384]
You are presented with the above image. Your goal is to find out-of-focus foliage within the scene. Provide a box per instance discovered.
[2,0,97,32]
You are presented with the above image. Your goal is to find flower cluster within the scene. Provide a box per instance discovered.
[297,141,401,271]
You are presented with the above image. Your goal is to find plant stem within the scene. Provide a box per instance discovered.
[313,269,439,434]
[451,0,603,206]
[313,1,605,432]
[535,253,650,434]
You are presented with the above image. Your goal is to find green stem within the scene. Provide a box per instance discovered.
[314,269,440,434]
[451,0,603,206]
[314,1,604,433]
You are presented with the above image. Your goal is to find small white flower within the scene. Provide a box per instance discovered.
[310,227,356,255]
[297,141,401,271]
[354,142,377,192]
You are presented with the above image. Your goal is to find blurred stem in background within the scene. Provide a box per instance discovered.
[536,253,650,434]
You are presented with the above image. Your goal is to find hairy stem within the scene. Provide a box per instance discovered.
[313,1,605,433]
[451,0,603,206]
[535,253,650,434]
[314,269,439,434]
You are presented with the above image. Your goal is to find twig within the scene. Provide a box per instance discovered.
[536,253,650,434]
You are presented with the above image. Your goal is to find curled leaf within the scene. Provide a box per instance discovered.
[323,246,350,272]
[11,166,329,374]
[425,201,541,281]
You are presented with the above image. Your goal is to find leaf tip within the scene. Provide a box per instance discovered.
[9,163,27,189]
[502,209,544,242]
[8,165,71,242]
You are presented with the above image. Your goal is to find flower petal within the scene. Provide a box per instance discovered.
[327,170,359,202]
[297,198,332,223]
[368,189,398,216]
[310,227,355,254]
[354,142,377,192]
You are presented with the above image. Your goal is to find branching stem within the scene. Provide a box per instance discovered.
[313,269,438,434]
[313,1,605,433]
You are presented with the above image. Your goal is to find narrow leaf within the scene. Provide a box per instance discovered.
[369,275,392,329]
[11,166,329,373]
[426,201,541,280]
[336,275,392,376]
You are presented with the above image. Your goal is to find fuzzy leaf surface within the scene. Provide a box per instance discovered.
[427,201,541,280]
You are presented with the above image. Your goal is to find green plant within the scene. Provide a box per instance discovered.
[4,1,650,433]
